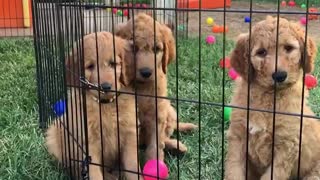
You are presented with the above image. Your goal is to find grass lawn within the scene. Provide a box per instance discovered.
[1,34,320,180]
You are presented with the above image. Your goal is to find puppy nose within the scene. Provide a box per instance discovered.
[101,82,112,91]
[139,67,152,78]
[272,71,287,83]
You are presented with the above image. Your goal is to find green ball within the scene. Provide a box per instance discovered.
[117,10,123,16]
[178,24,185,31]
[301,4,306,9]
[224,107,232,121]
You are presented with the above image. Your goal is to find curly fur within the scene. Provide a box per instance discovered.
[116,13,197,160]
[225,16,320,180]
[45,32,142,180]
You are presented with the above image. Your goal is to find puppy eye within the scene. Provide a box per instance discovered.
[256,48,267,57]
[284,45,294,53]
[153,46,161,53]
[109,60,117,67]
[86,64,95,70]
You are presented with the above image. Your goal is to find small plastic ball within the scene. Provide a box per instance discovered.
[143,160,169,180]
[301,4,306,9]
[178,24,185,31]
[300,17,307,25]
[228,68,239,80]
[205,35,216,44]
[53,99,66,117]
[305,74,317,90]
[281,0,287,7]
[135,3,141,8]
[288,0,296,7]
[244,16,251,23]
[142,3,148,8]
[224,106,232,121]
[219,57,231,69]
[106,8,111,12]
[123,9,129,16]
[206,17,214,25]
[112,8,118,14]
[117,10,123,16]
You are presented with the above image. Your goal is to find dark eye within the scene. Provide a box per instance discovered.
[109,60,117,67]
[256,48,267,57]
[86,64,95,70]
[153,46,161,53]
[284,45,294,53]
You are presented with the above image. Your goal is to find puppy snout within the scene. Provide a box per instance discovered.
[272,71,287,83]
[139,67,152,78]
[101,82,112,91]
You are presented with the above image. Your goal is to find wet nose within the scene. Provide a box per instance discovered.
[101,82,112,91]
[139,67,152,78]
[272,71,287,83]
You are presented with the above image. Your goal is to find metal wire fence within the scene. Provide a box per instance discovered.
[31,0,320,179]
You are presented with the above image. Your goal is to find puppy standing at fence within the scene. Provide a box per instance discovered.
[45,32,143,180]
[116,13,197,161]
[224,16,320,180]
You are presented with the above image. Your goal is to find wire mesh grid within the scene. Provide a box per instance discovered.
[31,0,320,179]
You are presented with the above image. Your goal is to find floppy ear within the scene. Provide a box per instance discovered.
[116,37,133,86]
[65,49,80,87]
[160,24,176,74]
[301,37,317,73]
[115,22,132,40]
[230,33,254,81]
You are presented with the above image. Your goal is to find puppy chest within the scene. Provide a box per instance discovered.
[248,132,273,170]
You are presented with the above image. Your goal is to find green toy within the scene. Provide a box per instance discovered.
[224,106,232,121]
[117,10,123,16]
[301,4,306,9]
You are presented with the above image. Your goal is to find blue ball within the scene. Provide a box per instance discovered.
[53,99,66,117]
[244,16,251,23]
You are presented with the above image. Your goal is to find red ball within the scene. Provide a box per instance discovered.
[305,74,317,90]
[112,8,118,14]
[219,57,231,69]
[123,9,129,16]
[135,3,141,7]
[281,0,287,7]
[288,0,296,7]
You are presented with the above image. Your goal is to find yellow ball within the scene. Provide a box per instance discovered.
[206,17,214,25]
[106,8,111,12]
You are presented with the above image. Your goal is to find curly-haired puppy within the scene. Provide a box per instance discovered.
[45,32,142,180]
[116,13,197,160]
[225,16,320,180]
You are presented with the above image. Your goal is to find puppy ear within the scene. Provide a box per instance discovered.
[65,49,80,87]
[302,37,317,73]
[115,22,132,40]
[117,37,133,86]
[160,24,176,74]
[230,33,253,80]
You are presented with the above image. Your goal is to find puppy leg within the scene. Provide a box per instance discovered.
[88,145,104,180]
[303,161,320,180]
[176,122,198,132]
[260,139,298,180]
[167,105,198,133]
[165,138,187,152]
[122,131,143,180]
[225,123,247,180]
[145,118,166,161]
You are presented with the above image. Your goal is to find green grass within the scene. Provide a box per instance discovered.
[235,0,319,6]
[1,34,320,180]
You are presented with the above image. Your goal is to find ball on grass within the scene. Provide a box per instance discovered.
[53,99,66,117]
[143,160,169,180]
[112,8,118,14]
[281,0,287,7]
[305,74,317,90]
[123,9,129,16]
[288,0,296,7]
[300,17,307,25]
[244,16,251,23]
[219,57,231,69]
[228,68,239,80]
[206,17,214,25]
[301,3,306,9]
[117,10,123,16]
[224,106,232,122]
[205,35,216,44]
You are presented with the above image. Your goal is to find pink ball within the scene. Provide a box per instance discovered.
[300,17,307,25]
[206,35,216,44]
[143,160,169,180]
[112,8,118,14]
[228,68,239,80]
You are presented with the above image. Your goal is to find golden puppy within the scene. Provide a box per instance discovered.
[225,16,320,180]
[116,13,197,161]
[45,32,142,180]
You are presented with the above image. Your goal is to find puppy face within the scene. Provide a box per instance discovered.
[65,32,130,102]
[116,13,176,83]
[231,16,317,89]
